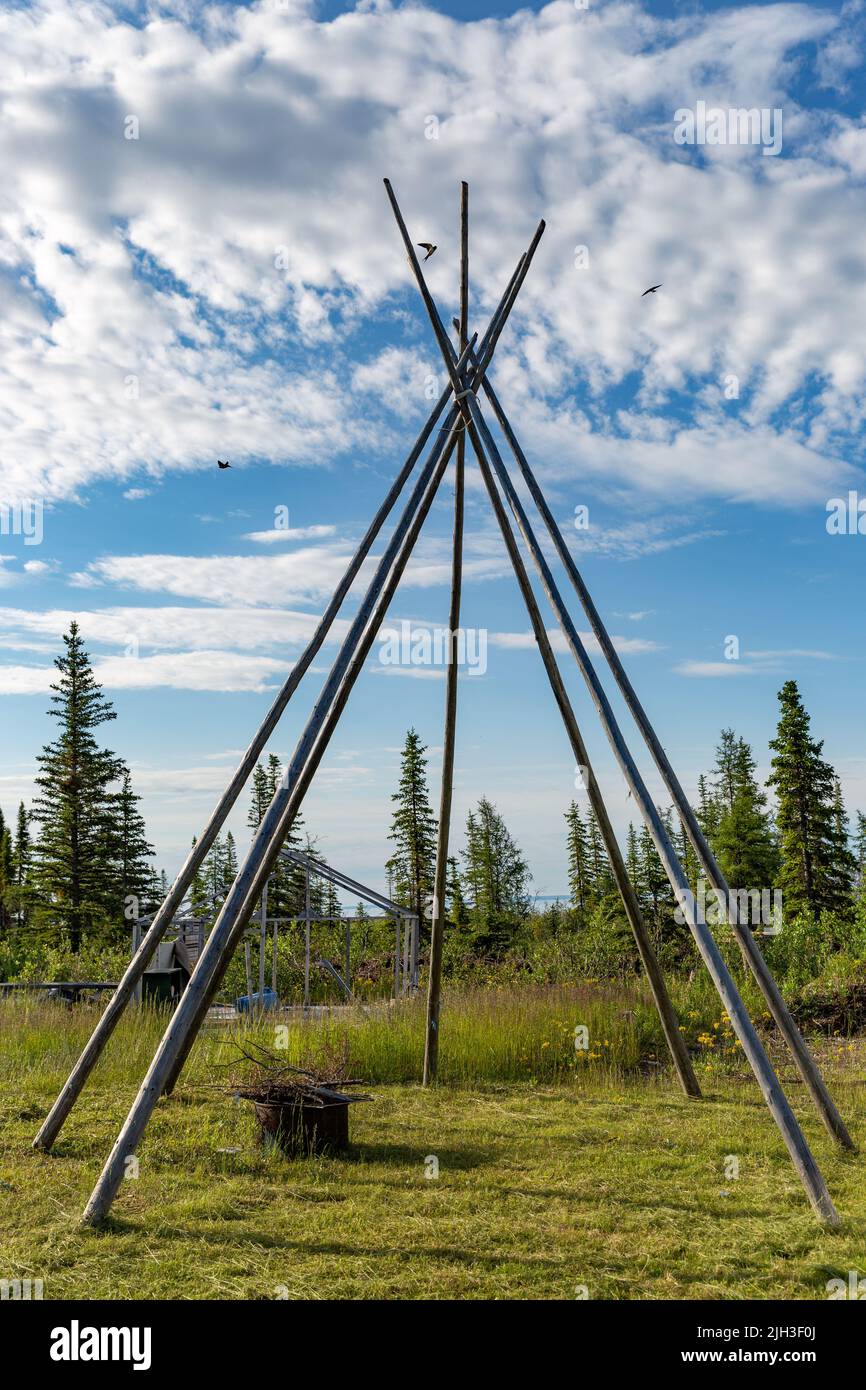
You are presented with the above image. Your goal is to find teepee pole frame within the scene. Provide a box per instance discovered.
[31,325,497,1157]
[473,370,853,1154]
[156,241,542,1101]
[80,240,539,1225]
[385,180,840,1225]
[424,180,469,1087]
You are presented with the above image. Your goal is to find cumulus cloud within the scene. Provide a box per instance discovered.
[0,649,293,695]
[0,0,864,512]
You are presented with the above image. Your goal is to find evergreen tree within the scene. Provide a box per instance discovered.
[675,813,699,895]
[204,835,227,915]
[696,774,720,842]
[31,623,124,950]
[248,755,306,918]
[222,831,238,899]
[854,812,866,906]
[586,807,614,902]
[445,855,468,927]
[625,823,643,909]
[386,729,437,921]
[0,807,13,934]
[12,802,32,931]
[189,838,210,921]
[461,797,530,951]
[638,821,667,932]
[830,779,857,907]
[109,769,154,924]
[767,680,854,920]
[565,800,591,918]
[711,732,778,892]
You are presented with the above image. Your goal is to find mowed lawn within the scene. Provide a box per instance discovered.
[1,993,865,1300]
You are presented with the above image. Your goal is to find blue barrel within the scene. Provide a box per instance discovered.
[235,988,279,1014]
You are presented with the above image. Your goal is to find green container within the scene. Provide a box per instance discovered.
[142,968,183,1007]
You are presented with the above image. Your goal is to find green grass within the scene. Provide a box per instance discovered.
[1,986,865,1300]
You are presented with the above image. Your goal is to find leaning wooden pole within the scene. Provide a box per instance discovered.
[80,243,538,1225]
[81,377,464,1226]
[388,184,839,1224]
[475,415,837,1221]
[155,245,541,1101]
[424,180,469,1087]
[472,451,699,1096]
[474,371,854,1154]
[30,344,483,1157]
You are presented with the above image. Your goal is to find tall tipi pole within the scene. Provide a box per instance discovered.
[424,180,469,1086]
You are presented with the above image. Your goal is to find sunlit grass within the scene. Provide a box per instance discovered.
[1,984,864,1300]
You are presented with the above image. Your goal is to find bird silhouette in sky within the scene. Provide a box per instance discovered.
[641,284,662,297]
[417,242,437,262]
[217,459,231,470]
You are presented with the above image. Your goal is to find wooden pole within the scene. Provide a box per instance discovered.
[31,335,487,1157]
[304,869,311,1009]
[388,185,839,1223]
[424,180,468,1085]
[258,883,267,1001]
[474,371,854,1153]
[80,244,536,1225]
[82,420,455,1222]
[153,244,541,1101]
[470,460,701,1095]
[271,911,278,997]
[244,937,254,1006]
[131,919,142,1006]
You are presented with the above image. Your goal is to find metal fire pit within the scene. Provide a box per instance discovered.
[253,1095,352,1156]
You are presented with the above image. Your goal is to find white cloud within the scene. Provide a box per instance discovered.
[0,0,863,509]
[489,628,659,656]
[675,647,838,677]
[0,649,291,695]
[0,603,351,654]
[244,524,337,543]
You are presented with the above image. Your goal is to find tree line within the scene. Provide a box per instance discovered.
[0,624,344,970]
[384,682,866,970]
[2,624,864,988]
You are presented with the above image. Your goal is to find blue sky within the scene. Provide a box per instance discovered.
[0,0,864,896]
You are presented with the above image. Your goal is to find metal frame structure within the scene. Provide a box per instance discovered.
[276,848,419,1002]
[30,180,851,1229]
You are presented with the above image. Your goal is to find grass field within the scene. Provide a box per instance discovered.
[1,986,865,1300]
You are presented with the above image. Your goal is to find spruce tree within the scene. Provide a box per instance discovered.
[12,802,32,931]
[189,838,210,921]
[767,680,854,920]
[586,807,614,902]
[625,823,643,909]
[711,732,778,892]
[204,835,227,915]
[386,729,437,920]
[31,622,124,950]
[830,779,857,908]
[854,812,866,907]
[0,807,13,934]
[222,831,238,899]
[696,774,720,842]
[445,855,468,927]
[565,801,591,918]
[109,769,154,923]
[461,796,530,951]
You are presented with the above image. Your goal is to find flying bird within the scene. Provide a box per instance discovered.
[417,243,437,262]
[641,284,662,297]
[217,459,231,470]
